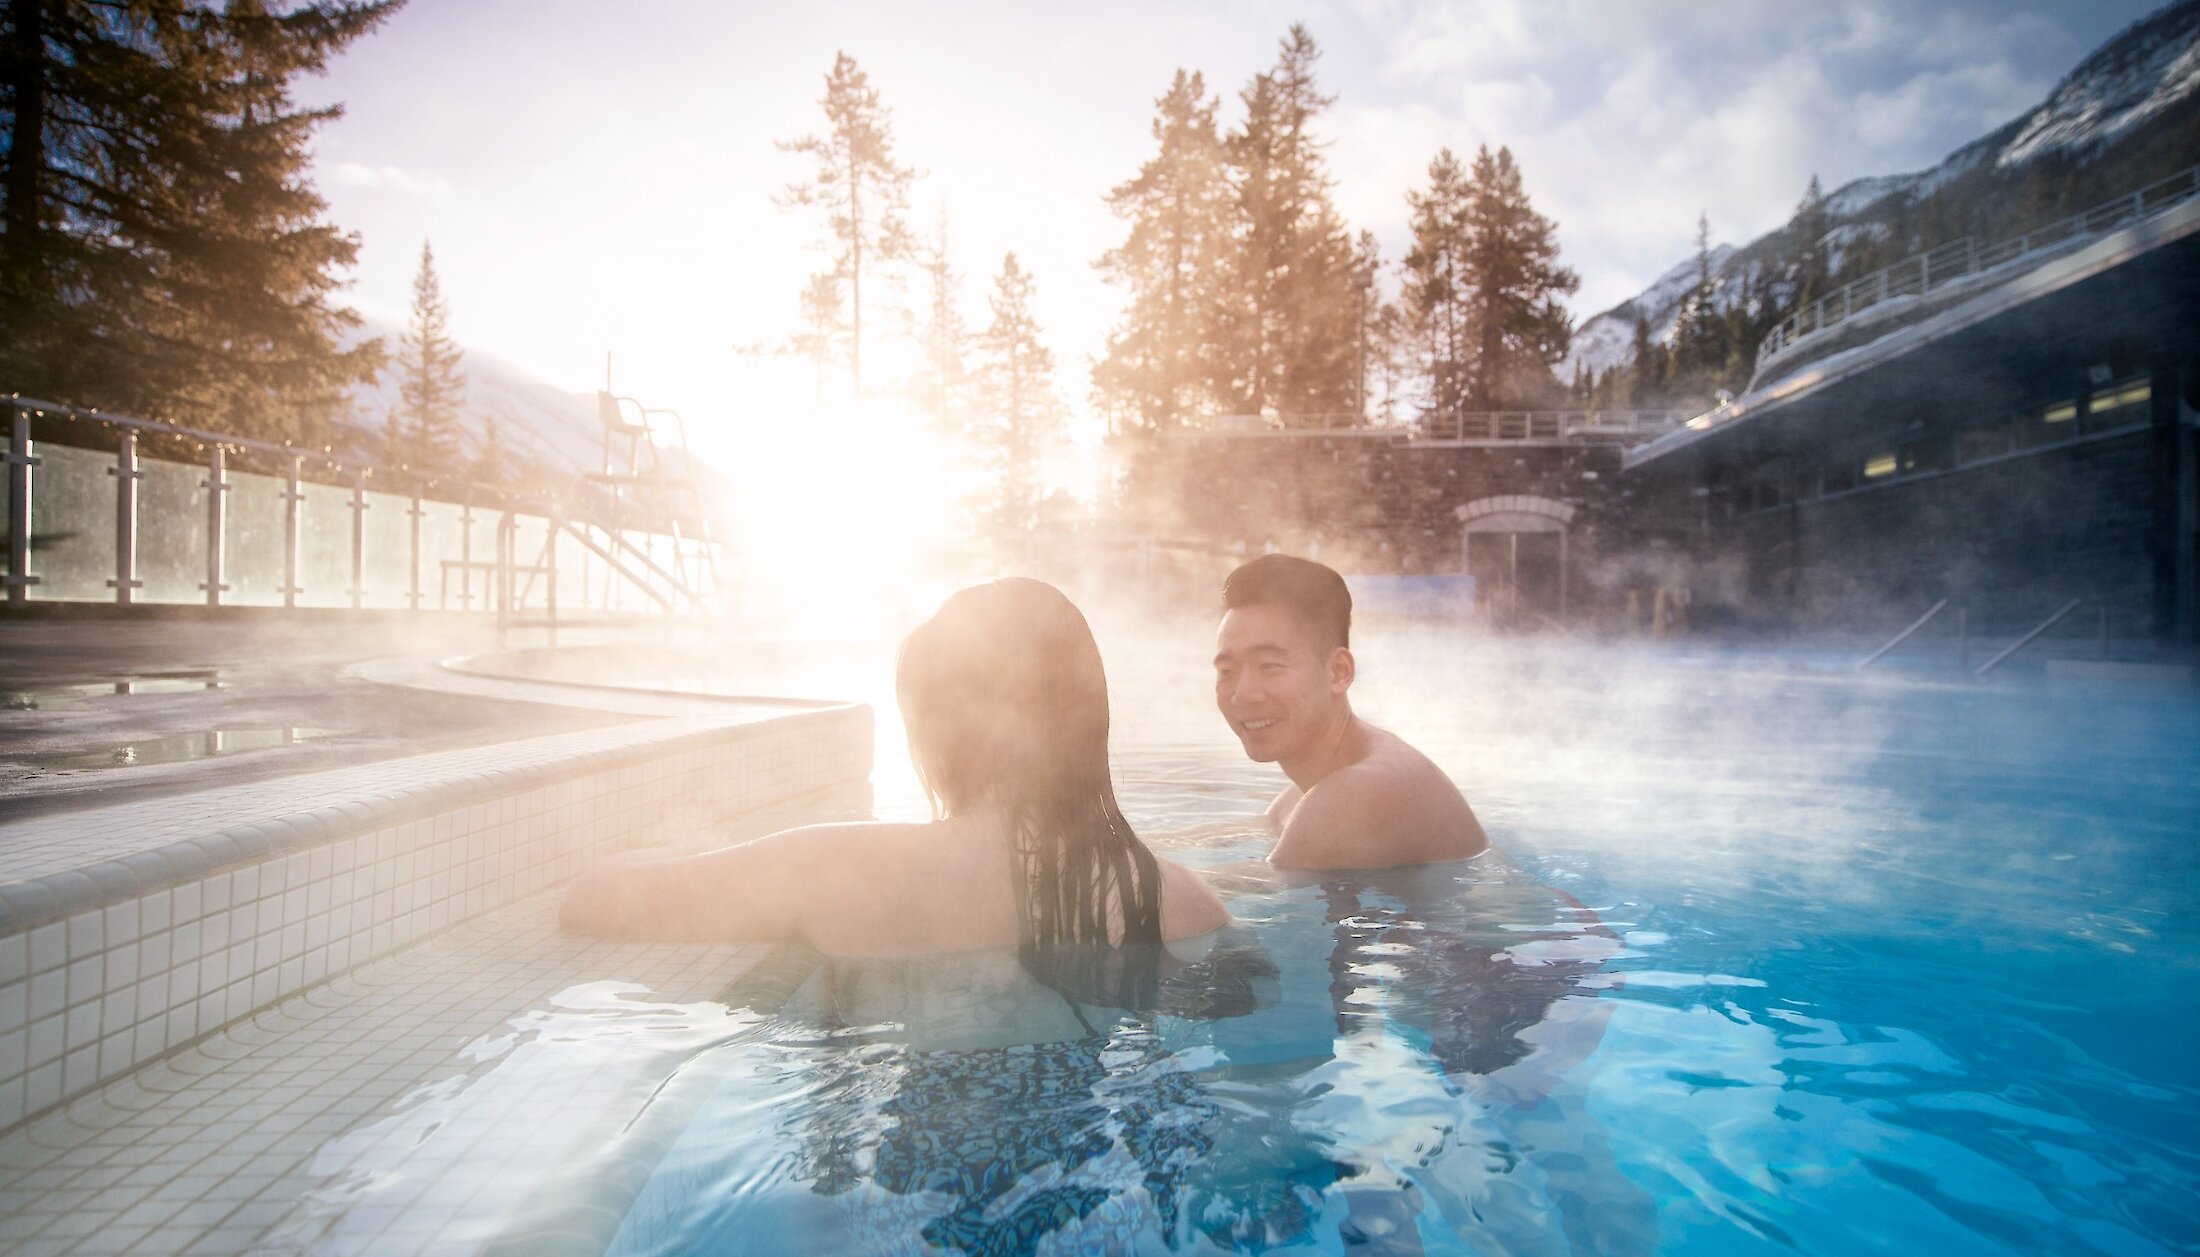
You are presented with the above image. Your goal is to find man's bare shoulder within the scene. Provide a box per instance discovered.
[1271,724,1488,869]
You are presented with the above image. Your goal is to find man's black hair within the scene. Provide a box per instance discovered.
[1222,554,1351,649]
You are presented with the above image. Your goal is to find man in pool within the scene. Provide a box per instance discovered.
[1214,553,1489,869]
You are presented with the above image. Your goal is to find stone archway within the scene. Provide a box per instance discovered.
[1456,494,1577,622]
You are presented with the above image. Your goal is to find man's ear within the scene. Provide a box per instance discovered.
[1328,646,1355,694]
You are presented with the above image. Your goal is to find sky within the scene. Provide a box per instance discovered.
[298,0,2169,457]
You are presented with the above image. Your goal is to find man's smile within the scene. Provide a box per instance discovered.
[1238,717,1281,732]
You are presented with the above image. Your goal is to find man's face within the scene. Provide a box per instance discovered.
[1214,603,1348,765]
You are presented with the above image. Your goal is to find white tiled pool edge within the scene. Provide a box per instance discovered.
[0,702,874,1137]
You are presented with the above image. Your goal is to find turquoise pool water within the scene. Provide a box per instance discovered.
[371,638,2200,1255]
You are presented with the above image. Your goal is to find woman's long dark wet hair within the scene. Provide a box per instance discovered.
[897,579,1163,1005]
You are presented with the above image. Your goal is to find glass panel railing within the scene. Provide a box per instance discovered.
[296,481,354,608]
[417,498,473,610]
[225,467,288,606]
[27,443,114,601]
[507,514,554,612]
[138,455,208,604]
[363,489,414,609]
[11,439,693,610]
[468,508,504,603]
[555,526,590,611]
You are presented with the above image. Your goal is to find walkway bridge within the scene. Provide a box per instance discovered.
[1161,409,1685,447]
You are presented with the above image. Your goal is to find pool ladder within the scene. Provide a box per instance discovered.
[1856,598,2110,676]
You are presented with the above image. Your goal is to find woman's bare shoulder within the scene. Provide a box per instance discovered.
[1156,855,1230,940]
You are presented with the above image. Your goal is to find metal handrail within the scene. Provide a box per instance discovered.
[1855,598,1951,670]
[1175,409,1684,441]
[1973,598,2093,677]
[1759,163,2200,365]
[5,393,711,616]
[1416,410,1684,442]
[4,393,533,506]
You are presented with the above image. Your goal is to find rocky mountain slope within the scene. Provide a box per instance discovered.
[1561,0,2200,382]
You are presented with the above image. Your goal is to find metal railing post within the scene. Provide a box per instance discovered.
[458,491,475,611]
[109,430,141,605]
[281,455,303,608]
[348,471,368,609]
[201,445,229,607]
[5,404,38,605]
[407,493,424,611]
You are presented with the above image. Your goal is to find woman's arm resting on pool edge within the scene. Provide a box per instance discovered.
[559,826,832,941]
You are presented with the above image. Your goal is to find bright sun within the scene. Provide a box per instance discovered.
[694,355,980,637]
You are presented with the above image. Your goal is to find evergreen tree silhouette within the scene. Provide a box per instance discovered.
[391,240,466,474]
[0,0,396,438]
[777,52,918,396]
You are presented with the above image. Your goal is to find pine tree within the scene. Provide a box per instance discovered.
[1459,145,1577,409]
[1350,229,1387,422]
[391,240,465,471]
[777,52,917,396]
[1401,147,1474,419]
[790,271,849,401]
[0,0,396,438]
[1224,25,1358,420]
[1093,68,1233,432]
[912,205,971,434]
[1626,310,1665,407]
[1788,174,1831,312]
[1671,211,1724,387]
[1359,231,1409,425]
[973,253,1064,537]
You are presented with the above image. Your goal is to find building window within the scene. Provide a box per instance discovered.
[2083,379,2151,432]
[1958,424,2012,464]
[1862,451,1898,480]
[1899,437,1947,474]
[2020,401,2075,449]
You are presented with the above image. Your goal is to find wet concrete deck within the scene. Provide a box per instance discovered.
[0,621,639,823]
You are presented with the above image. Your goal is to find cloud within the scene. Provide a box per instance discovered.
[1346,0,2100,313]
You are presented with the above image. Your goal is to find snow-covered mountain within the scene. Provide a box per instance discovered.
[1561,0,2200,383]
[337,314,607,477]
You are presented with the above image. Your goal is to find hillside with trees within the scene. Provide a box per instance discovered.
[1568,0,2200,415]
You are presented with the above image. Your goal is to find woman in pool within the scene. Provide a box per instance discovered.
[561,578,1228,970]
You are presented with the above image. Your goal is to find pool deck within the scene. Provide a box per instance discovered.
[0,618,878,1255]
[0,892,775,1256]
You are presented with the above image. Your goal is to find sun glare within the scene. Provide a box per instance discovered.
[702,358,980,637]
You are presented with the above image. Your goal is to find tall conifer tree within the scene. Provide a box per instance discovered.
[391,239,465,470]
[1787,174,1831,311]
[0,0,396,437]
[777,52,917,396]
[974,253,1063,537]
[912,206,971,433]
[1671,212,1723,385]
[1350,228,1389,422]
[1402,147,1474,419]
[790,271,849,400]
[1093,69,1232,432]
[1225,25,1357,420]
[1459,144,1577,408]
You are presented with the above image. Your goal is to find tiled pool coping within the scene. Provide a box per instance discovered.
[0,658,875,1137]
